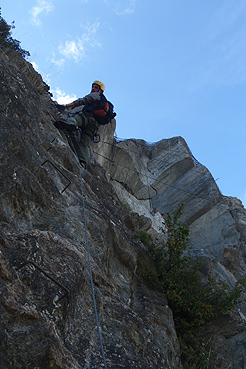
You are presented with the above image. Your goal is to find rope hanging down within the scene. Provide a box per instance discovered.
[68,135,108,369]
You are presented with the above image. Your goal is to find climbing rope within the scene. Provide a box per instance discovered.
[68,135,108,369]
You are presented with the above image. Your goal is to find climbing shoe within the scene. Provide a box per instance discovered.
[54,120,77,131]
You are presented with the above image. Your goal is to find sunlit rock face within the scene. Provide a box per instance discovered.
[100,128,246,368]
[1,47,246,369]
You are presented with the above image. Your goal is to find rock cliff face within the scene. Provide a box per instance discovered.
[0,49,179,368]
[1,47,246,369]
[95,131,246,368]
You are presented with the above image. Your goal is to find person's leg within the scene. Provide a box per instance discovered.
[69,116,98,166]
[67,132,89,166]
[67,114,83,127]
[54,113,83,131]
[77,116,98,164]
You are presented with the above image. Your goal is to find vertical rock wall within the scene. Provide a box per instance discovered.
[100,134,246,368]
[0,49,181,368]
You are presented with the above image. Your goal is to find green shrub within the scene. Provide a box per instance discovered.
[134,230,152,246]
[139,204,244,368]
[0,8,30,58]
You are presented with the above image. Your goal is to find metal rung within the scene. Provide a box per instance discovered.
[41,159,71,193]
[15,260,70,304]
[47,137,57,152]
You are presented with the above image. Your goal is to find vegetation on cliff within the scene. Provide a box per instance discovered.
[138,205,244,368]
[0,9,30,58]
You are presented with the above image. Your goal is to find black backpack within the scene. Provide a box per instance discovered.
[94,96,116,125]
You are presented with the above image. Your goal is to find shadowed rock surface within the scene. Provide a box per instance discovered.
[1,47,246,368]
[0,49,180,368]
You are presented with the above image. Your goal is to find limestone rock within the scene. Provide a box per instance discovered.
[100,130,246,369]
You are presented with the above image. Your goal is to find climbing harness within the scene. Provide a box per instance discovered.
[66,111,101,144]
[92,132,101,143]
[67,111,79,118]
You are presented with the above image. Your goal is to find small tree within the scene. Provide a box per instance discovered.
[0,8,30,58]
[139,204,244,367]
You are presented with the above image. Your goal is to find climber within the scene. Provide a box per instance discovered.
[54,80,110,168]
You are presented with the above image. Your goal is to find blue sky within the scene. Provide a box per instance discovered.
[2,1,246,206]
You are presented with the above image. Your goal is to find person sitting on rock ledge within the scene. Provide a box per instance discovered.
[54,80,107,169]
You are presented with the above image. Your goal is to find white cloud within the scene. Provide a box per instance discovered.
[52,20,101,66]
[103,0,136,15]
[51,54,65,67]
[59,40,85,62]
[80,0,137,16]
[51,87,77,104]
[30,61,51,87]
[114,0,136,15]
[81,20,101,46]
[31,61,39,71]
[29,0,54,27]
[43,73,52,86]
